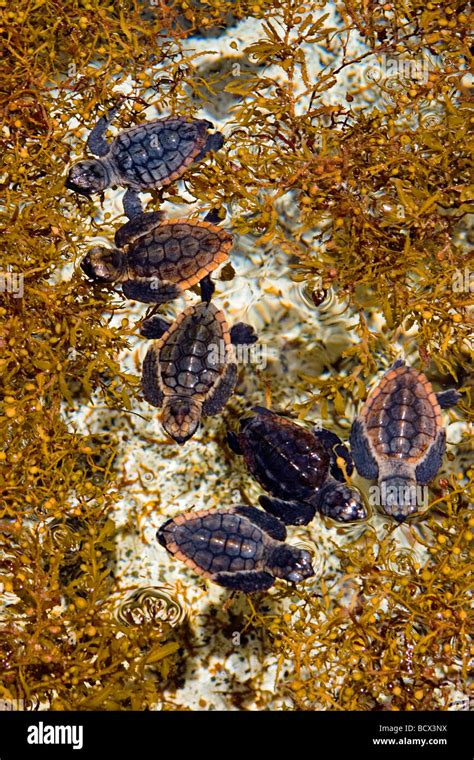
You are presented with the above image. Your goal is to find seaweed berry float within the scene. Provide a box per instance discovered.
[66,104,224,218]
[157,506,315,592]
[350,360,461,522]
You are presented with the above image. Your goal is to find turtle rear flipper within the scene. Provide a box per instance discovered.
[201,362,238,417]
[141,346,164,408]
[203,208,225,225]
[230,322,258,346]
[232,505,286,541]
[115,210,165,248]
[436,389,461,409]
[259,495,316,526]
[313,427,354,481]
[122,278,182,304]
[139,315,172,339]
[200,273,215,303]
[349,418,379,480]
[213,570,275,593]
[389,358,406,371]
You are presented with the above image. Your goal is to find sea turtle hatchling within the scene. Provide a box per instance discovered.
[350,359,461,522]
[66,105,224,218]
[227,407,367,525]
[141,301,257,444]
[81,209,232,304]
[157,505,315,592]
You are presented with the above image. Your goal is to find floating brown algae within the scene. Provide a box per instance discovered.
[1,0,472,712]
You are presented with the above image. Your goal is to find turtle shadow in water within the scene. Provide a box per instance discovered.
[185,591,289,707]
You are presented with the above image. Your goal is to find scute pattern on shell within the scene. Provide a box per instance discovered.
[156,302,231,399]
[240,414,330,500]
[127,220,232,288]
[160,509,267,578]
[362,365,442,462]
[110,118,213,190]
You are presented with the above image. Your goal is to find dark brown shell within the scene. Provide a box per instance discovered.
[237,413,330,500]
[361,364,442,462]
[127,219,231,289]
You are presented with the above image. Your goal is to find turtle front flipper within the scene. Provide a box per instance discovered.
[201,362,238,417]
[122,278,182,304]
[259,495,316,526]
[115,211,165,248]
[139,315,172,340]
[123,188,145,220]
[436,389,461,409]
[195,130,225,161]
[141,346,164,408]
[213,570,275,593]
[87,103,121,157]
[313,428,354,481]
[230,323,258,346]
[312,480,367,522]
[232,505,286,541]
[414,429,446,485]
[349,418,379,480]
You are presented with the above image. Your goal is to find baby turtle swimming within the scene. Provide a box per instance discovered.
[227,407,367,525]
[81,209,232,304]
[141,301,257,444]
[66,105,224,218]
[157,505,315,592]
[350,359,461,521]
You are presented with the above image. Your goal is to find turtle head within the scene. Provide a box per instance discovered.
[380,476,421,522]
[66,159,109,195]
[316,481,368,523]
[269,545,314,583]
[162,398,201,444]
[81,247,127,283]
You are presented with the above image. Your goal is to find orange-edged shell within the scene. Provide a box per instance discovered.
[157,507,268,581]
[360,364,443,463]
[109,117,223,191]
[126,219,231,291]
